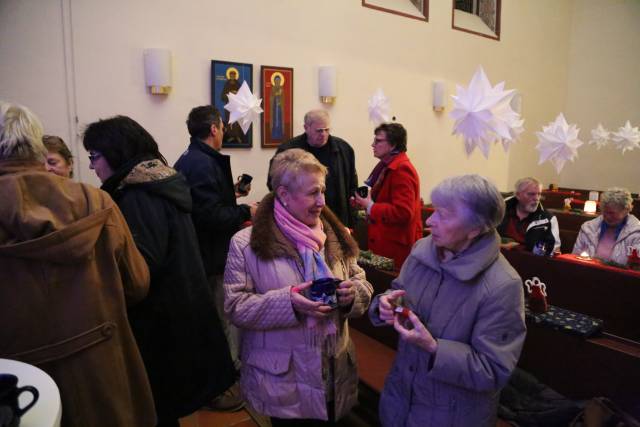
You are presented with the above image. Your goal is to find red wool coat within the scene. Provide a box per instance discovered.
[368,152,422,269]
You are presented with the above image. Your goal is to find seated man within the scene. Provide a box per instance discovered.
[497,177,560,255]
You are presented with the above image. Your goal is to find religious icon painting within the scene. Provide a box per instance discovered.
[211,60,253,148]
[260,65,293,148]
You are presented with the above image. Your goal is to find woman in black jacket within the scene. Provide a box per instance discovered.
[83,115,235,427]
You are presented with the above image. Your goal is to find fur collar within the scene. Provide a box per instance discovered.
[250,193,359,266]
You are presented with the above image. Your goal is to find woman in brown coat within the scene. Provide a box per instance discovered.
[0,102,156,427]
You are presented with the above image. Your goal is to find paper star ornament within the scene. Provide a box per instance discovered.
[588,124,610,150]
[535,113,583,173]
[368,89,391,126]
[611,121,640,154]
[450,66,523,158]
[224,81,263,134]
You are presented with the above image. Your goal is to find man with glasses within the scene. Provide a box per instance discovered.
[267,109,358,227]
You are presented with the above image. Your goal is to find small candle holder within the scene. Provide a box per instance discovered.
[576,251,592,261]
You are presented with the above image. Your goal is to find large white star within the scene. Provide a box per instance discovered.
[611,120,640,154]
[224,81,263,134]
[535,113,583,173]
[368,89,391,126]
[450,67,523,158]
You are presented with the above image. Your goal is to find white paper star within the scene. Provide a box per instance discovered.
[535,113,583,173]
[368,89,391,126]
[611,120,640,154]
[224,81,263,134]
[588,124,610,150]
[450,67,523,158]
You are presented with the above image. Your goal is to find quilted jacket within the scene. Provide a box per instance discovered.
[223,193,373,421]
[572,214,640,265]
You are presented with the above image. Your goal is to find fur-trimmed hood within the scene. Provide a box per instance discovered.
[250,193,359,267]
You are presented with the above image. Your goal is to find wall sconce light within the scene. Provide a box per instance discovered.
[584,200,597,214]
[144,48,172,95]
[318,66,336,104]
[432,81,446,112]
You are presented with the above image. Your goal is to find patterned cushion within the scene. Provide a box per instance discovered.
[525,303,603,338]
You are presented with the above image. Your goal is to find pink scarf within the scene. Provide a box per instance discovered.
[274,197,337,354]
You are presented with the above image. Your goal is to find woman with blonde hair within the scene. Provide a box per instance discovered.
[43,135,74,178]
[224,148,373,425]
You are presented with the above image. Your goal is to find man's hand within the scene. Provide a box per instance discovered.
[290,281,332,318]
[394,310,438,353]
[379,289,405,325]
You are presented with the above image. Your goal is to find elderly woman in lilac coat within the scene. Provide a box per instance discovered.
[370,174,526,427]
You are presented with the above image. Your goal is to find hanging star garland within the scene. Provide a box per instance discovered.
[535,113,583,173]
[224,81,263,134]
[450,66,524,158]
[588,124,610,150]
[611,120,640,154]
[368,89,391,126]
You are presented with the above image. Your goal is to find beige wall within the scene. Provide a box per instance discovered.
[561,0,640,193]
[1,0,576,201]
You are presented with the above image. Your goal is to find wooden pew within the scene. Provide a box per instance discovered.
[501,250,640,341]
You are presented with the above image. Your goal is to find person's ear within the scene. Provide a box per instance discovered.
[276,185,289,206]
[210,123,219,137]
[466,226,482,241]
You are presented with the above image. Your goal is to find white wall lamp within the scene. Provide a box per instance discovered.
[432,81,446,112]
[319,66,337,104]
[144,48,172,95]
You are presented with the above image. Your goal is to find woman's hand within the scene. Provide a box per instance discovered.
[378,289,405,325]
[337,280,356,307]
[290,281,332,318]
[394,310,438,354]
[352,192,373,211]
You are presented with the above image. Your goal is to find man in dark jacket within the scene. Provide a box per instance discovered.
[267,109,358,227]
[498,177,561,256]
[174,105,257,411]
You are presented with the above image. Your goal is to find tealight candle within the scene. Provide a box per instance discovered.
[577,251,591,260]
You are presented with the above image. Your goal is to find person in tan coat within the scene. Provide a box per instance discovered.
[224,149,373,425]
[0,102,156,427]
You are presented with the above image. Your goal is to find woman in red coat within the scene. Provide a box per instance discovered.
[354,123,423,270]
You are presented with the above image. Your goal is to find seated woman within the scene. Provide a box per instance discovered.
[43,135,73,178]
[224,148,373,425]
[369,174,526,427]
[83,116,235,427]
[353,123,422,270]
[0,102,155,426]
[572,187,640,265]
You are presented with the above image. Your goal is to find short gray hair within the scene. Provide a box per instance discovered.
[0,102,47,162]
[515,177,542,193]
[431,174,505,233]
[270,148,328,191]
[601,187,633,211]
[304,109,329,126]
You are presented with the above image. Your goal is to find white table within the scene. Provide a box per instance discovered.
[0,359,61,427]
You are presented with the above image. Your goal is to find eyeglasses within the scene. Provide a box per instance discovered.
[88,152,102,164]
[373,138,388,145]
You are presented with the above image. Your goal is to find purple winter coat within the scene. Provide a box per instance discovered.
[223,194,373,420]
[370,231,526,427]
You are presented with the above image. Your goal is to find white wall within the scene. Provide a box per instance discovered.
[1,0,576,201]
[560,0,640,193]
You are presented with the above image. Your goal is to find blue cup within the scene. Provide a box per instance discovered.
[309,278,341,308]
